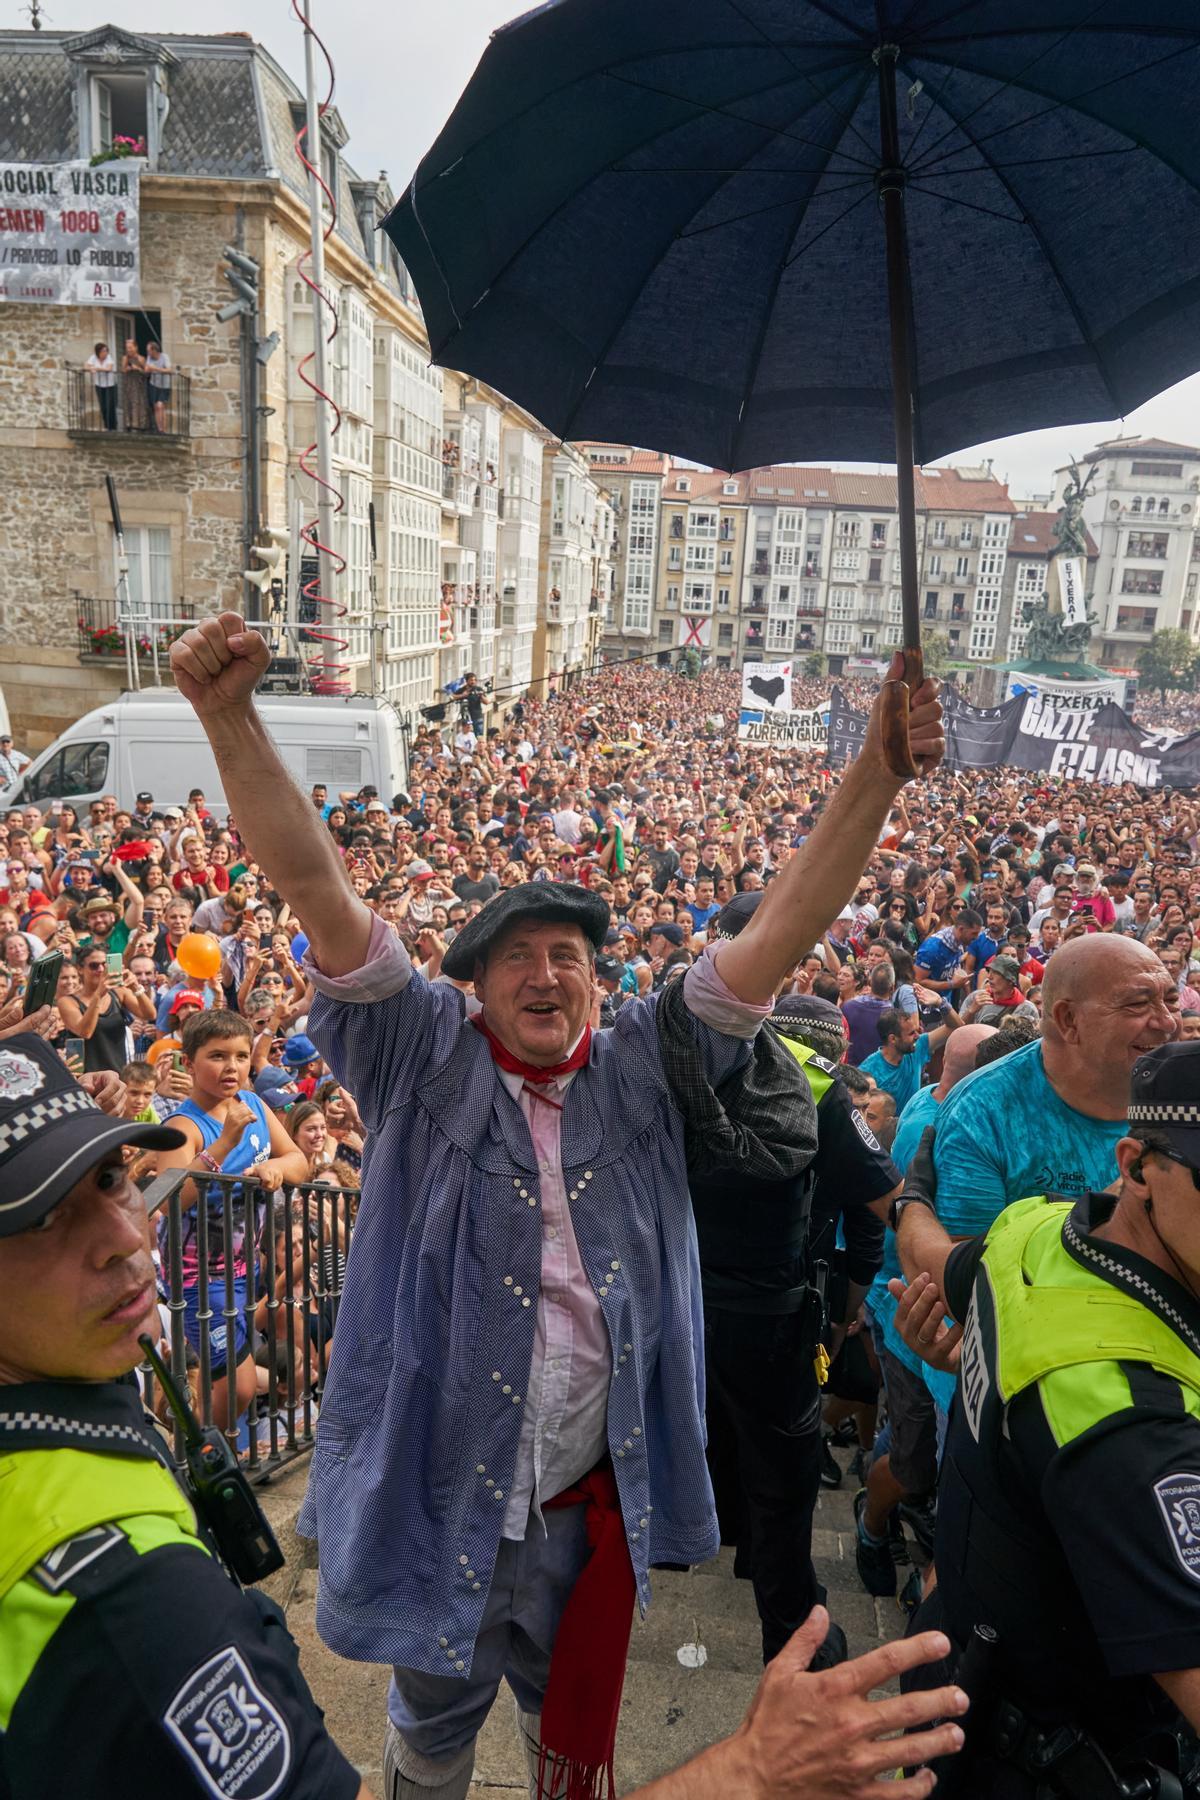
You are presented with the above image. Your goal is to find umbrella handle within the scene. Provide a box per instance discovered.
[880,645,925,780]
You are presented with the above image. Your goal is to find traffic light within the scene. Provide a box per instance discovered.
[217,244,260,322]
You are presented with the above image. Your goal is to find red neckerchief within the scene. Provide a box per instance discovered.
[470,1014,591,1089]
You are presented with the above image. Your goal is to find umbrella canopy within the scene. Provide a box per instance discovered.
[387,0,1200,474]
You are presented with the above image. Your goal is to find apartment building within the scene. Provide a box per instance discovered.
[578,445,669,664]
[656,468,748,666]
[1056,437,1200,670]
[529,441,611,697]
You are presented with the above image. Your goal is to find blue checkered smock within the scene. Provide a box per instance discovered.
[297,968,750,1674]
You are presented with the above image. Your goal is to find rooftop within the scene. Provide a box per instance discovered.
[1006,511,1099,559]
[1077,436,1200,465]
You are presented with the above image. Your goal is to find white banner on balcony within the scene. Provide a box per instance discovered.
[737,706,826,748]
[1054,556,1087,628]
[0,160,141,306]
[740,660,792,713]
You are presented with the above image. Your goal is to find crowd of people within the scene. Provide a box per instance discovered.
[5,626,1200,1799]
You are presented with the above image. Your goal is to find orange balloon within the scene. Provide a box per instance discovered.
[177,931,222,982]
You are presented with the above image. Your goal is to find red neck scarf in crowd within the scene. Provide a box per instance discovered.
[471,1014,592,1087]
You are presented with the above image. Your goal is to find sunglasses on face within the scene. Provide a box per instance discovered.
[1147,1143,1200,1194]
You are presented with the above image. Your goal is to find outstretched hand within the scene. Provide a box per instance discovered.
[170,612,271,715]
[718,1605,967,1798]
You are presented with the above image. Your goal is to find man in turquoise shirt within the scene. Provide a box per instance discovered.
[931,935,1177,1242]
[861,1004,960,1114]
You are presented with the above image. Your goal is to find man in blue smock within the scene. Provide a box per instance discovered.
[171,618,947,1800]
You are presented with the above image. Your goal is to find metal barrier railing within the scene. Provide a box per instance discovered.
[141,1170,357,1485]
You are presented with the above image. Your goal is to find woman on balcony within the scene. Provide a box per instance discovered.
[84,342,117,430]
[120,337,148,431]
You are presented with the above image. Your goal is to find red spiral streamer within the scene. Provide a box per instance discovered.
[291,0,348,693]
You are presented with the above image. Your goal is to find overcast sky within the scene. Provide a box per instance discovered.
[39,0,1200,499]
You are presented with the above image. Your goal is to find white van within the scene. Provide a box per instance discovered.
[0,689,410,818]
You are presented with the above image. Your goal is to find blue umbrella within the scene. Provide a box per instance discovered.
[386,1,1200,769]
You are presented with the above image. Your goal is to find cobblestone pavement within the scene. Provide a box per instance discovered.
[284,1440,909,1796]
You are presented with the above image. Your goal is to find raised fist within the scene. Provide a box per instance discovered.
[170,612,271,715]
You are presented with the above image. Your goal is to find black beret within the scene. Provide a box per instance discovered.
[440,881,610,979]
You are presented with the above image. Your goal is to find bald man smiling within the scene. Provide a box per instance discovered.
[929,936,1178,1242]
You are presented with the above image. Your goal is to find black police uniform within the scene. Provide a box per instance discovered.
[695,1053,894,1662]
[0,1377,359,1800]
[916,1188,1200,1796]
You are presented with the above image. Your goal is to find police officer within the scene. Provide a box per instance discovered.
[693,895,900,1666]
[892,1042,1200,1797]
[0,1033,369,1800]
[0,1031,969,1800]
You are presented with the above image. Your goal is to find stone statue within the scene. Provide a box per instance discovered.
[1051,457,1097,560]
[1018,456,1098,660]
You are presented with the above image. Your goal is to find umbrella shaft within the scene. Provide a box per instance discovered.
[877,46,921,661]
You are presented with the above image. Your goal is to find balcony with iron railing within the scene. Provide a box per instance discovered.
[76,593,200,663]
[68,367,190,441]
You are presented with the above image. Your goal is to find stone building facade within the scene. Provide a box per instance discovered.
[0,23,546,745]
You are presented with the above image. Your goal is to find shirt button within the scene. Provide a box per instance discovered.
[486,1478,494,1487]
[546,1227,558,1240]
[610,1260,620,1271]
[623,1343,632,1352]
[528,1196,537,1207]
[599,1286,608,1296]
[513,1285,523,1296]
[465,1569,474,1580]
[540,1162,551,1173]
[446,1648,456,1660]
[455,1659,465,1670]
[623,1438,632,1449]
[639,1517,648,1528]
[617,1449,625,1458]
[476,1464,486,1475]
[513,1179,521,1188]
[618,1355,627,1365]
[458,1555,468,1566]
[522,1297,531,1307]
[504,1276,513,1286]
[494,1489,504,1499]
[630,1531,639,1541]
[472,1581,481,1590]
[491,1371,501,1381]
[512,1393,521,1403]
[519,1188,529,1199]
[439,1637,448,1648]
[502,1384,511,1394]
[584,1171,593,1179]
[632,1427,641,1437]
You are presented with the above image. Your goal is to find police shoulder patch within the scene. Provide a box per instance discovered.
[164,1645,292,1800]
[806,1053,837,1077]
[31,1523,126,1593]
[850,1105,881,1152]
[1153,1472,1200,1584]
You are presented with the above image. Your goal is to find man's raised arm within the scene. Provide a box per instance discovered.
[716,656,944,1005]
[170,613,373,976]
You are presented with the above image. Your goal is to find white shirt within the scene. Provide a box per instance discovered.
[86,352,116,388]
